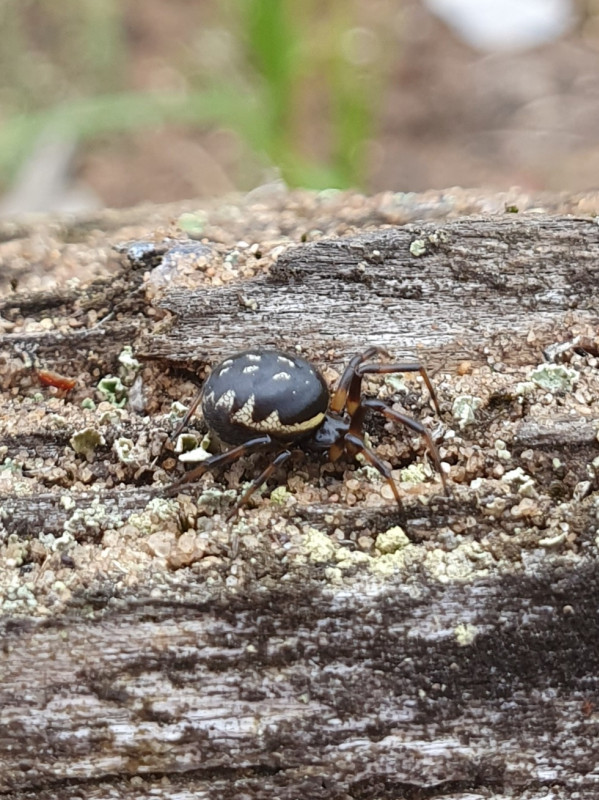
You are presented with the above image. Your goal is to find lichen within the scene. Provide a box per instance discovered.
[409,238,427,257]
[69,427,105,460]
[503,467,536,497]
[375,526,410,554]
[114,437,135,464]
[270,485,291,506]
[452,395,482,429]
[303,527,337,564]
[530,363,577,393]
[97,375,127,407]
[399,462,431,484]
[455,623,478,646]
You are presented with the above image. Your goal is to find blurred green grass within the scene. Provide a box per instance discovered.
[0,0,390,194]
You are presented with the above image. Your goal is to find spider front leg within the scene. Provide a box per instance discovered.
[343,431,404,511]
[330,349,441,418]
[165,433,273,495]
[355,362,442,417]
[353,398,448,495]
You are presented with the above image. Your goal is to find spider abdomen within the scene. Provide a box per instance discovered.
[202,349,329,445]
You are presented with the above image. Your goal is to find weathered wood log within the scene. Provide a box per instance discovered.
[1,189,599,799]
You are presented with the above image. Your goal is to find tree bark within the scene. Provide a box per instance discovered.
[1,189,599,799]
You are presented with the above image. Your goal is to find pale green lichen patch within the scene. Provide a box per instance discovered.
[375,526,410,554]
[118,346,141,373]
[303,527,338,564]
[270,485,291,506]
[177,433,212,462]
[40,529,76,553]
[69,427,105,460]
[97,375,127,406]
[515,381,536,396]
[384,374,408,393]
[175,432,200,453]
[127,497,180,534]
[369,539,493,583]
[455,622,478,646]
[409,238,427,257]
[63,496,124,536]
[530,363,577,393]
[169,401,189,422]
[197,487,238,513]
[399,462,431,484]
[452,395,482,429]
[178,211,206,235]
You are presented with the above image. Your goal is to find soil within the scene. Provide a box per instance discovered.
[1,187,599,619]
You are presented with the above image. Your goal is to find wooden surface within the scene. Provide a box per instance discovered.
[1,190,599,799]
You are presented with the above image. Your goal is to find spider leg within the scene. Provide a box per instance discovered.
[153,387,204,468]
[357,398,448,495]
[227,449,292,519]
[165,433,273,495]
[356,362,442,417]
[171,387,204,443]
[344,432,404,511]
[330,346,389,414]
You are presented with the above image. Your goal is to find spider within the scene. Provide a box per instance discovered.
[166,347,447,517]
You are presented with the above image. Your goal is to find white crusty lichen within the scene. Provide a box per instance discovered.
[114,437,136,464]
[177,433,213,463]
[503,467,536,497]
[63,496,123,536]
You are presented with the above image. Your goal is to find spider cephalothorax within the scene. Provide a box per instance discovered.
[167,347,447,517]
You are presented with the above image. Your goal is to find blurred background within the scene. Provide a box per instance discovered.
[0,0,597,216]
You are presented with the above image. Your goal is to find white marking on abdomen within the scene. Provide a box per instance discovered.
[277,356,296,367]
[272,371,291,381]
[232,399,325,435]
[215,389,235,411]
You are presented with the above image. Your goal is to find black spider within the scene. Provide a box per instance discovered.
[167,347,447,517]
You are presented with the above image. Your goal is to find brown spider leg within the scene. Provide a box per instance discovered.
[356,362,442,417]
[152,387,204,468]
[171,388,204,442]
[344,432,404,511]
[227,449,292,519]
[330,346,390,414]
[358,398,448,495]
[165,434,273,495]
